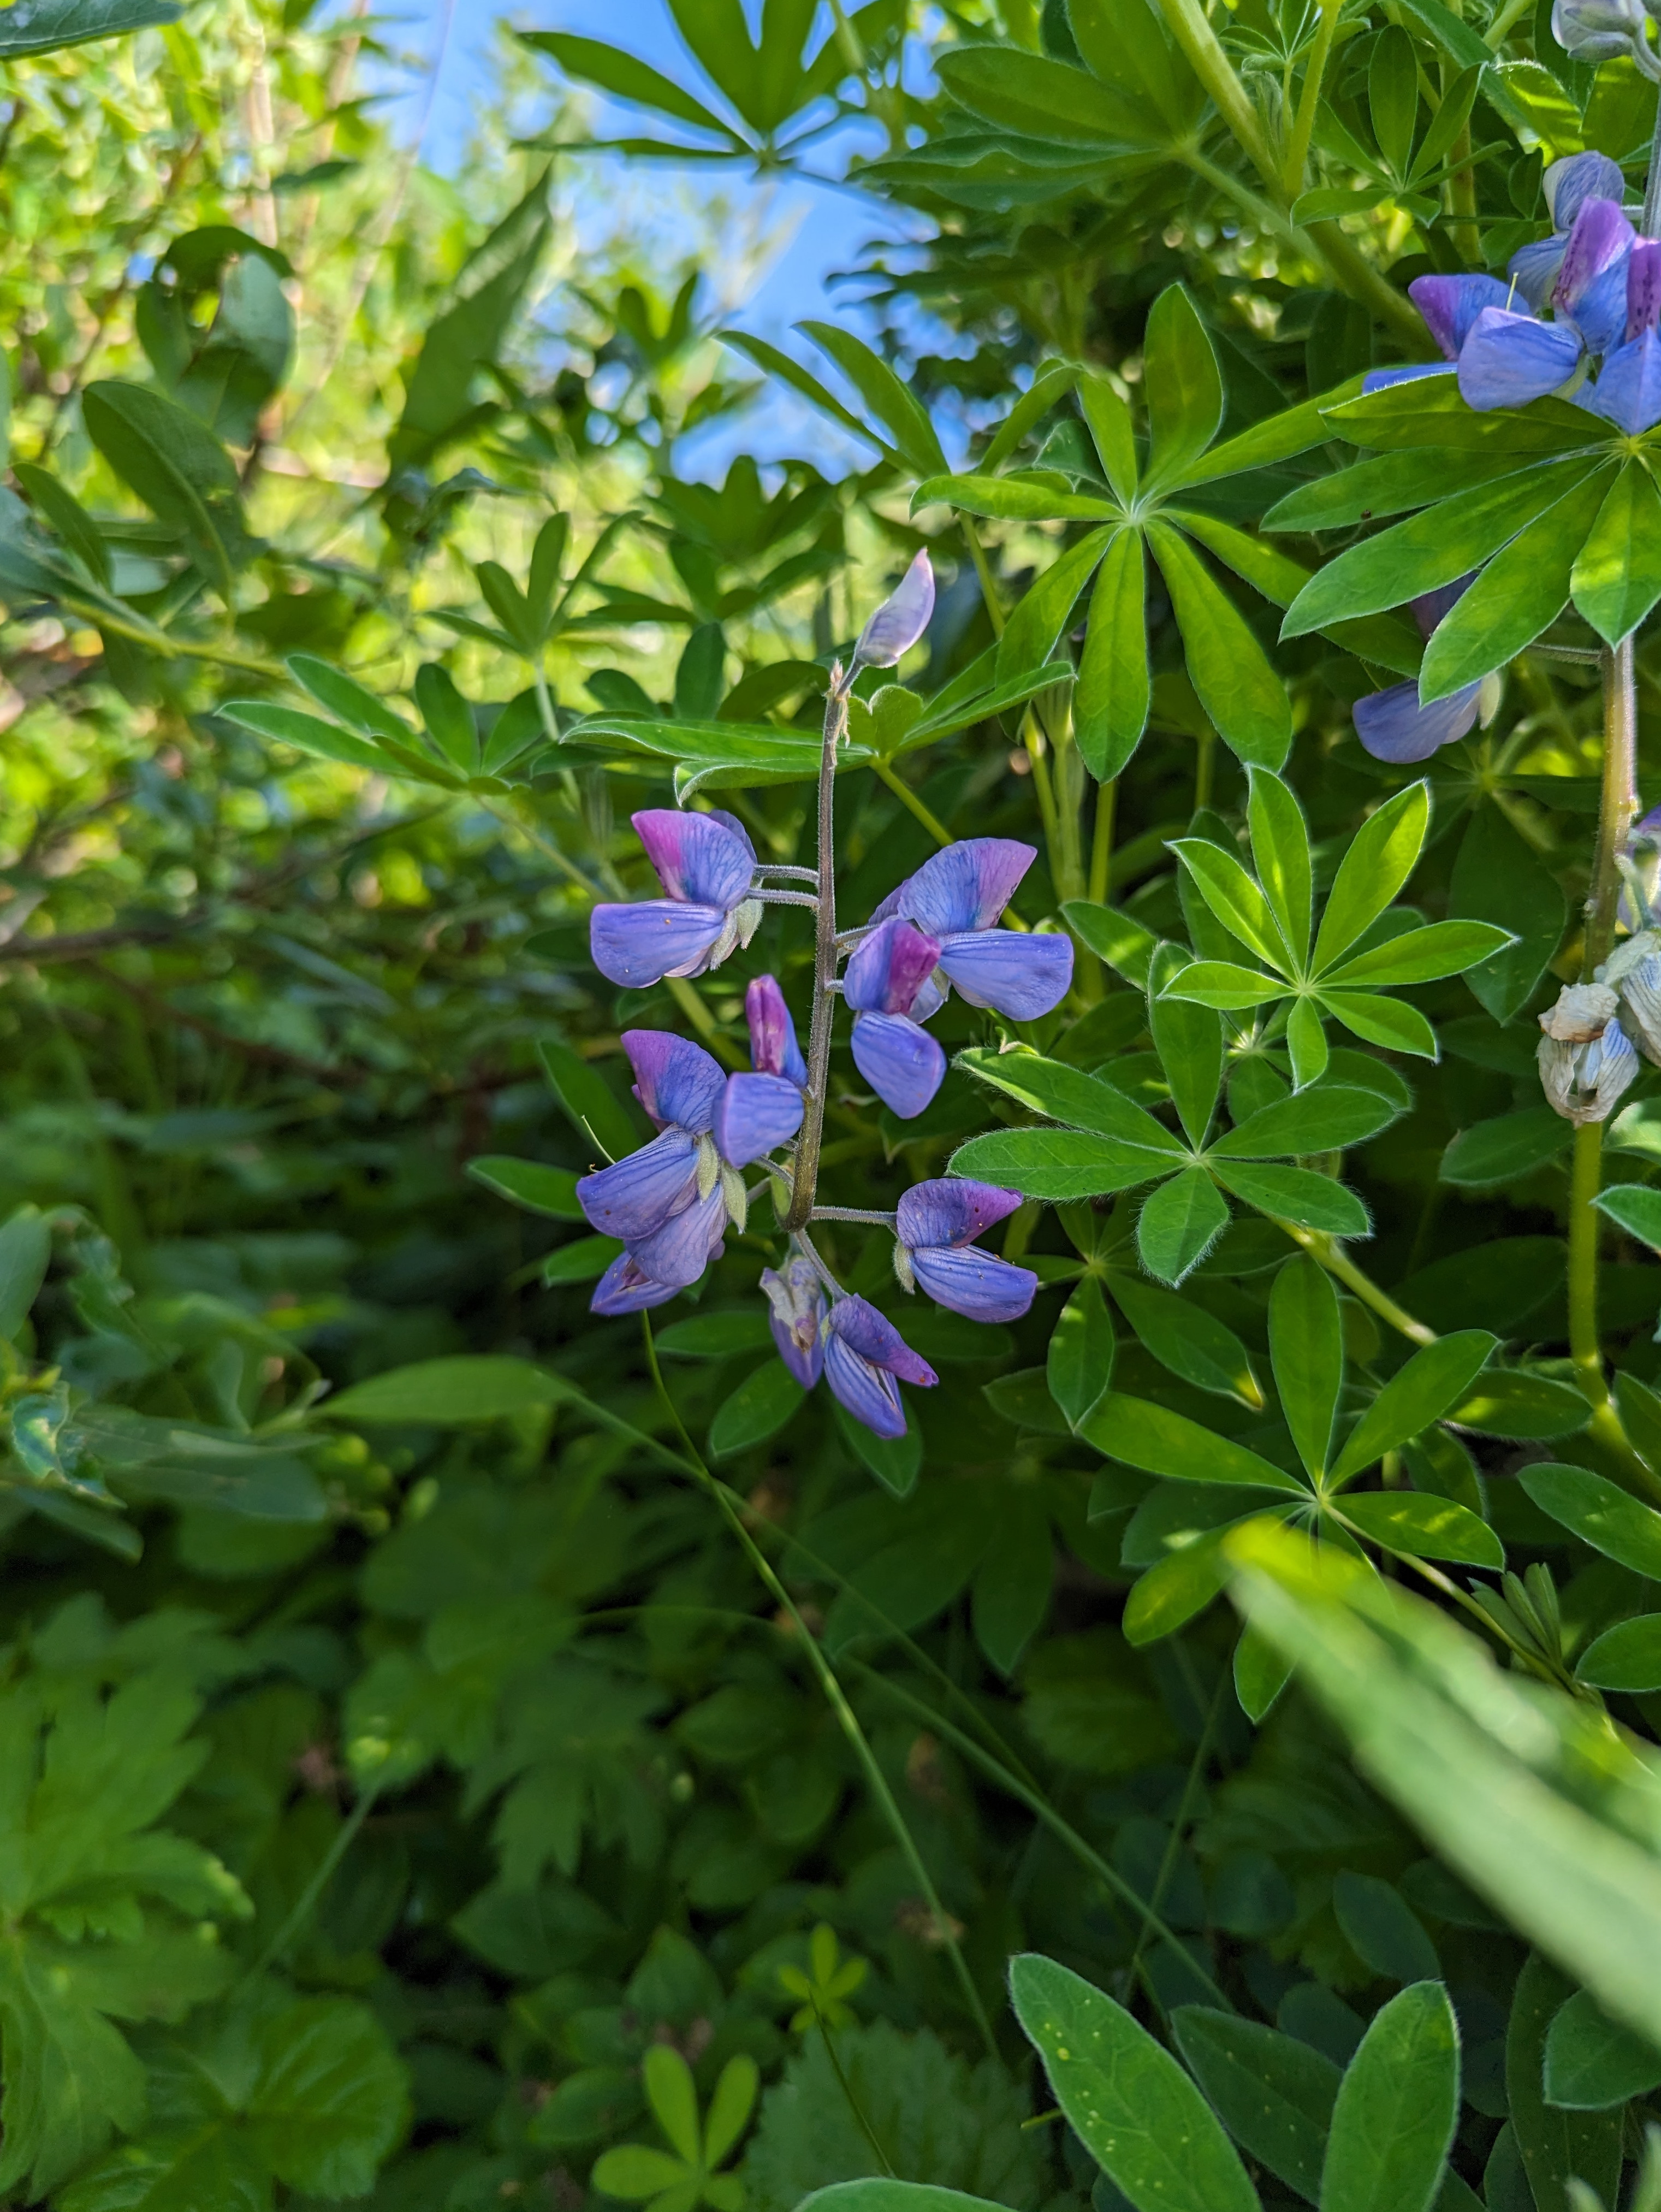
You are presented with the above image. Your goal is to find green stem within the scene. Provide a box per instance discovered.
[639,1322,1001,2060]
[243,1779,379,1985]
[1088,776,1116,906]
[1276,1222,1437,1346]
[874,757,953,847]
[1484,0,1534,42]
[1282,0,1342,198]
[811,2002,897,2175]
[1154,0,1280,187]
[1568,1120,1608,1413]
[961,518,1005,638]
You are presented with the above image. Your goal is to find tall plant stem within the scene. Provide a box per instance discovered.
[874,758,953,846]
[638,1324,1001,2060]
[1282,0,1342,197]
[1277,1223,1437,1346]
[785,677,849,1232]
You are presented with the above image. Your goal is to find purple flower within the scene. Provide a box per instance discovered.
[823,1295,938,1439]
[894,1179,1036,1322]
[591,1250,688,1316]
[853,550,935,671]
[590,808,762,987]
[874,839,1075,1020]
[1583,240,1661,431]
[746,973,808,1086]
[1352,579,1491,763]
[1509,153,1628,306]
[713,1072,803,1169]
[761,1257,826,1388]
[1457,305,1586,410]
[577,1033,725,1239]
[844,918,947,1120]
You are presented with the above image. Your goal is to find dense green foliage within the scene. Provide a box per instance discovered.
[15,0,1661,2205]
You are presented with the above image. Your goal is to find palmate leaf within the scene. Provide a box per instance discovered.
[0,0,179,56]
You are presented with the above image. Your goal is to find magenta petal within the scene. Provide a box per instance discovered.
[591,901,727,988]
[895,1177,1024,1250]
[590,1250,684,1315]
[891,838,1035,935]
[843,917,944,1016]
[628,1185,725,1291]
[630,808,755,908]
[1546,151,1627,229]
[577,1128,699,1239]
[824,1335,907,1438]
[1408,274,1510,360]
[910,1245,1037,1323]
[1457,309,1584,410]
[745,974,807,1085]
[623,1030,726,1131]
[828,1294,938,1387]
[1353,679,1482,764]
[935,928,1073,1020]
[713,1071,803,1167]
[1587,330,1661,432]
[850,1012,946,1119]
[855,549,935,669]
[1630,240,1661,339]
[1552,197,1634,317]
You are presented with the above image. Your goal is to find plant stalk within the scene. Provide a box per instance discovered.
[784,675,849,1232]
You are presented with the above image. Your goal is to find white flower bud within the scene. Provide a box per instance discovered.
[1539,981,1619,1043]
[1538,1013,1638,1123]
[1553,0,1648,59]
[852,551,935,671]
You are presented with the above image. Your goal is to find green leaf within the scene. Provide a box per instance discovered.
[1544,1989,1661,2109]
[1333,1872,1440,1984]
[800,2185,1010,2212]
[983,360,1081,472]
[933,46,1144,145]
[1208,1160,1370,1237]
[1440,1108,1571,1188]
[593,2146,693,2198]
[997,525,1114,681]
[1519,1463,1661,1577]
[920,472,1117,525]
[1079,370,1137,503]
[1176,372,1365,490]
[1320,380,1600,456]
[415,661,477,771]
[1248,770,1312,968]
[1322,921,1513,989]
[1576,1613,1661,1691]
[1064,899,1159,989]
[287,652,419,745]
[644,2043,702,2164]
[1338,1492,1504,1569]
[704,2053,759,2168]
[1282,459,1604,638]
[82,380,246,600]
[1508,1957,1624,2212]
[1370,25,1420,175]
[1148,521,1290,768]
[708,1362,804,1458]
[466,1156,585,1220]
[948,1128,1178,1202]
[538,1040,644,1164]
[244,1996,408,2196]
[833,1399,922,1498]
[521,30,739,135]
[1451,1371,1589,1439]
[1420,470,1612,700]
[1143,286,1224,486]
[1076,528,1149,778]
[1262,447,1520,535]
[1047,1278,1116,1430]
[1320,1983,1459,2212]
[1270,1255,1343,1481]
[1170,838,1292,972]
[1008,1953,1259,2212]
[1592,1181,1661,1249]
[1079,1392,1307,1493]
[1171,2008,1338,2203]
[1313,784,1431,972]
[1159,961,1290,1010]
[1149,987,1223,1149]
[1449,805,1567,1026]
[221,700,426,780]
[1111,1276,1260,1404]
[1572,457,1661,644]
[1328,1333,1498,1485]
[956,1046,1185,1153]
[656,1310,776,1359]
[0,1206,50,1341]
[802,322,948,477]
[1211,1084,1399,1158]
[1123,1522,1244,1645]
[542,1235,624,1285]
[324,1356,563,1423]
[12,460,110,583]
[0,0,179,58]
[1137,1166,1231,1284]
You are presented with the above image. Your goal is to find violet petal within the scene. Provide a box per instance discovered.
[577,1128,700,1240]
[1508,236,1569,311]
[623,1029,726,1132]
[895,1177,1025,1251]
[850,1010,947,1120]
[828,1294,939,1386]
[761,1259,826,1388]
[823,1334,907,1438]
[1361,364,1457,395]
[910,1244,1038,1323]
[713,1070,804,1168]
[631,807,756,909]
[627,1184,726,1291]
[843,916,944,1015]
[1570,257,1631,354]
[591,900,728,989]
[1552,197,1634,316]
[1408,273,1511,360]
[1545,150,1628,229]
[1410,575,1475,639]
[1457,308,1585,410]
[1586,329,1661,433]
[935,928,1075,1019]
[854,549,935,669]
[1630,240,1661,340]
[1353,679,1483,765]
[590,1250,685,1316]
[890,838,1036,936]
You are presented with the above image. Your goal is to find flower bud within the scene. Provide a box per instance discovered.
[1538,985,1638,1123]
[852,551,935,671]
[1603,930,1661,1063]
[1539,981,1619,1043]
[1552,0,1648,59]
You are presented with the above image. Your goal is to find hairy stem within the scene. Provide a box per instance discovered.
[1278,1222,1437,1345]
[1282,0,1342,198]
[785,677,848,1232]
[1568,1120,1608,1410]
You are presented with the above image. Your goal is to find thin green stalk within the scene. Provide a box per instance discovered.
[1569,1120,1607,1413]
[1274,1221,1437,1346]
[874,757,954,847]
[1282,0,1343,198]
[850,1661,1227,2013]
[1123,1669,1226,1997]
[811,2001,896,2174]
[961,518,1005,637]
[243,1779,379,1986]
[1154,0,1280,187]
[639,1322,1001,2060]
[1088,776,1116,906]
[1484,0,1534,41]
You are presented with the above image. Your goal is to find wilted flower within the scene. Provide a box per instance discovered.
[1603,931,1661,1063]
[844,916,948,1120]
[873,838,1075,1020]
[893,1180,1036,1322]
[590,808,763,987]
[761,1256,826,1387]
[1538,981,1638,1122]
[1352,579,1502,763]
[852,549,935,672]
[822,1295,938,1439]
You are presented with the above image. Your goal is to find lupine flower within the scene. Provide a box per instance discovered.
[1352,578,1500,763]
[1507,151,1629,312]
[1538,981,1638,1123]
[1601,927,1661,1063]
[1552,0,1649,64]
[761,1256,826,1387]
[873,839,1075,1020]
[893,1180,1036,1322]
[590,808,763,988]
[852,550,935,672]
[844,916,948,1119]
[745,973,808,1086]
[578,1032,728,1243]
[1582,238,1661,431]
[822,1295,938,1439]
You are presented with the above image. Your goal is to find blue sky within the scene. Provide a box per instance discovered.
[378,0,917,475]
